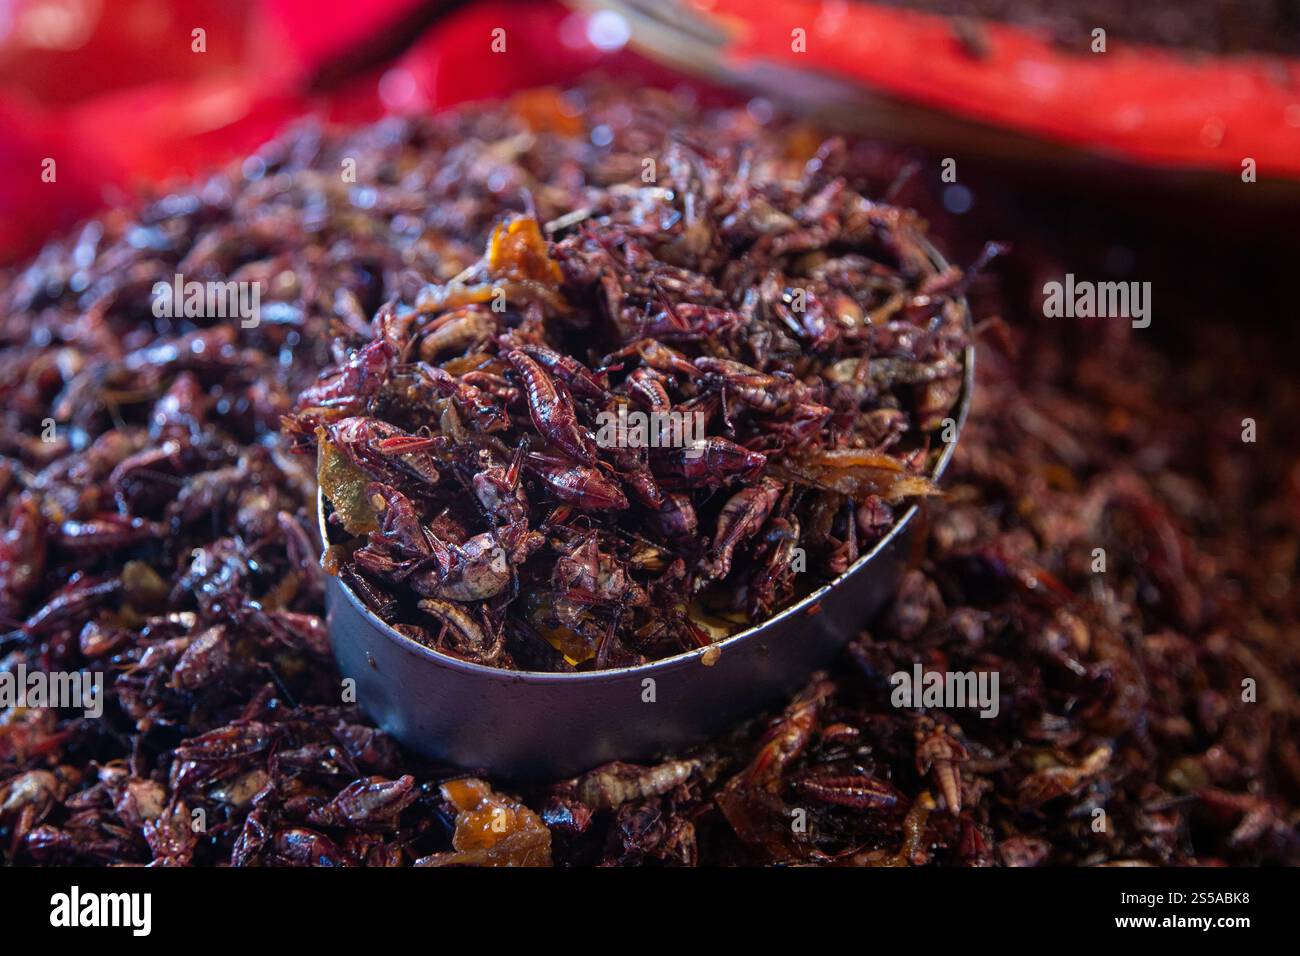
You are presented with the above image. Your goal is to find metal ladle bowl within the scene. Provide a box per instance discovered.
[320,244,974,780]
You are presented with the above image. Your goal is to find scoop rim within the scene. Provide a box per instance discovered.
[318,238,976,684]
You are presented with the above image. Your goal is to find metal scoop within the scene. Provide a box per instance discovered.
[320,245,974,781]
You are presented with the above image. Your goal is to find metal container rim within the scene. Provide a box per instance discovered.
[317,238,976,685]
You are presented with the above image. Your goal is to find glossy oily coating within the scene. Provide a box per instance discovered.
[1,86,1294,866]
